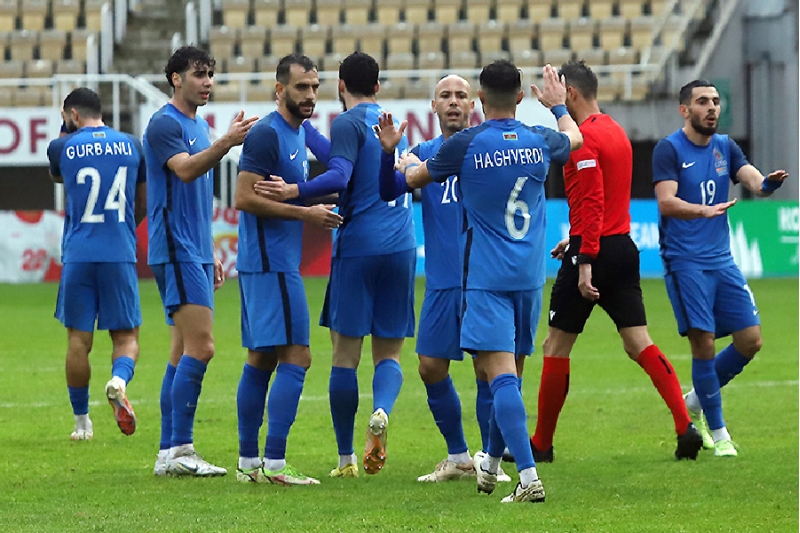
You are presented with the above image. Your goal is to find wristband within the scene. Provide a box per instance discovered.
[405,162,419,173]
[575,254,592,265]
[551,104,568,120]
[760,179,782,193]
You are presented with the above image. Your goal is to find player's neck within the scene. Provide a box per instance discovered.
[483,107,515,121]
[681,125,713,146]
[573,101,602,125]
[170,95,198,119]
[342,93,376,111]
[79,118,104,128]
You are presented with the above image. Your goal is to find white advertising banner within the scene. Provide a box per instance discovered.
[0,108,62,166]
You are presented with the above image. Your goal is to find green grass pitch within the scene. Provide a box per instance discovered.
[0,277,796,532]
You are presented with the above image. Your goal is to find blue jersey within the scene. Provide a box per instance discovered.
[237,112,309,273]
[47,126,145,263]
[144,103,215,265]
[413,136,463,290]
[653,130,748,272]
[329,102,415,258]
[427,119,571,291]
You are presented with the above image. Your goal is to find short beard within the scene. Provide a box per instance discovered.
[690,115,717,136]
[338,92,348,112]
[64,119,78,133]
[285,96,313,121]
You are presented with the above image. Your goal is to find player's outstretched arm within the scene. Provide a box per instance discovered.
[532,64,582,151]
[655,180,736,219]
[166,110,258,183]
[736,165,789,197]
[398,153,433,189]
[302,121,332,164]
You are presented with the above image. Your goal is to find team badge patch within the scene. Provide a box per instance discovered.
[503,132,518,141]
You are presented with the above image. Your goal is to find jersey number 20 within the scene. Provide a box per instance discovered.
[505,176,530,239]
[77,166,127,223]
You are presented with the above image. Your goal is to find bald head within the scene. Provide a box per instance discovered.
[432,75,474,138]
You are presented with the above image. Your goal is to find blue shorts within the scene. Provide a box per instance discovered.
[239,271,310,351]
[320,250,416,338]
[664,265,760,338]
[55,262,142,332]
[151,262,214,326]
[461,287,543,356]
[416,287,463,360]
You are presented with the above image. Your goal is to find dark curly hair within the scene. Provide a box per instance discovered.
[63,87,102,118]
[164,46,216,88]
[479,60,521,109]
[559,60,597,99]
[339,52,379,97]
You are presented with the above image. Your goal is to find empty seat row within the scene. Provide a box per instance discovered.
[0,0,105,32]
[0,58,85,79]
[0,29,95,61]
[0,84,56,106]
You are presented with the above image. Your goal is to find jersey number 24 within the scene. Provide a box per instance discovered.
[77,166,127,223]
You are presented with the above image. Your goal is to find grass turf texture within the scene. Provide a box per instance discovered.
[0,278,796,532]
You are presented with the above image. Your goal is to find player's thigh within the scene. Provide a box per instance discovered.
[712,265,761,337]
[416,287,464,361]
[461,290,516,354]
[151,262,214,326]
[594,235,648,329]
[513,287,543,357]
[239,271,310,351]
[321,256,373,337]
[56,262,98,333]
[663,269,717,335]
[372,250,416,338]
[548,253,594,334]
[96,263,142,331]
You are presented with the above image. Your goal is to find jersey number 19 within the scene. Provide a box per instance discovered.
[77,166,127,223]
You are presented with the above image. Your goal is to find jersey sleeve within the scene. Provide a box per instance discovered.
[46,137,65,177]
[427,131,471,183]
[239,125,279,177]
[328,115,364,165]
[126,134,147,184]
[571,135,604,258]
[531,125,571,166]
[652,139,679,183]
[410,145,421,158]
[144,115,188,168]
[302,120,332,164]
[728,137,749,184]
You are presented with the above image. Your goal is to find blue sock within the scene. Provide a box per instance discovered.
[692,358,724,431]
[159,363,176,450]
[329,366,359,456]
[171,355,207,447]
[237,363,272,459]
[372,359,403,415]
[486,404,506,459]
[491,373,535,471]
[68,385,89,416]
[475,379,492,452]
[715,344,751,388]
[111,356,135,384]
[265,364,306,461]
[425,376,468,455]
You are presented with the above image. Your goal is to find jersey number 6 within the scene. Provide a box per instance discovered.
[505,176,530,239]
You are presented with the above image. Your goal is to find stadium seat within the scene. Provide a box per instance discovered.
[386,23,414,55]
[239,25,267,59]
[465,0,491,24]
[528,0,554,21]
[52,0,80,31]
[299,24,329,60]
[496,0,524,24]
[330,23,357,56]
[0,0,16,33]
[258,54,279,78]
[404,0,431,24]
[284,0,311,27]
[607,46,638,65]
[13,86,50,106]
[587,0,614,21]
[660,14,685,50]
[9,30,36,61]
[318,53,342,98]
[596,75,620,101]
[342,0,370,26]
[575,47,606,67]
[378,81,403,100]
[0,59,23,78]
[630,16,654,50]
[246,83,275,103]
[209,26,237,60]
[476,20,504,55]
[358,23,385,60]
[316,0,341,25]
[56,58,84,74]
[253,0,279,27]
[417,50,445,71]
[39,30,67,61]
[225,56,255,90]
[70,29,94,61]
[376,3,401,26]
[507,20,535,56]
[446,22,475,55]
[619,0,643,19]
[539,18,567,51]
[433,0,461,24]
[542,48,572,67]
[384,51,415,83]
[417,22,444,55]
[25,58,53,78]
[449,50,478,69]
[222,0,250,29]
[213,83,243,102]
[599,17,627,51]
[649,0,668,17]
[569,18,595,51]
[513,49,543,73]
[84,0,105,31]
[556,0,584,21]
[482,50,511,63]
[404,79,433,99]
[269,25,298,57]
[21,0,46,31]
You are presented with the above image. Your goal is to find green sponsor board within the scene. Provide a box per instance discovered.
[727,201,798,277]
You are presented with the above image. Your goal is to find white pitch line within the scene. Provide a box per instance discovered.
[0,379,795,409]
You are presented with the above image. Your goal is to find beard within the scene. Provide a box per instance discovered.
[285,95,314,121]
[690,114,717,136]
[63,118,78,133]
[338,91,348,111]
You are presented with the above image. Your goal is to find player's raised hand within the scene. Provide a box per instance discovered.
[253,175,299,202]
[304,204,343,230]
[532,64,567,109]
[701,197,737,218]
[224,110,259,147]
[766,170,789,184]
[578,264,599,302]
[374,112,407,154]
[551,237,569,260]
[396,152,422,174]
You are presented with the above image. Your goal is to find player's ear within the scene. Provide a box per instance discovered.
[171,71,182,89]
[516,90,524,105]
[337,78,345,95]
[679,103,689,119]
[70,107,80,125]
[374,81,380,95]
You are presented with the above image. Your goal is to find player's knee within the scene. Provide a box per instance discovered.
[418,356,448,384]
[737,335,762,358]
[189,335,215,363]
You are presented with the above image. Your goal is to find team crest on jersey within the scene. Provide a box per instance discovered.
[713,148,728,176]
[503,132,518,141]
[92,131,106,138]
